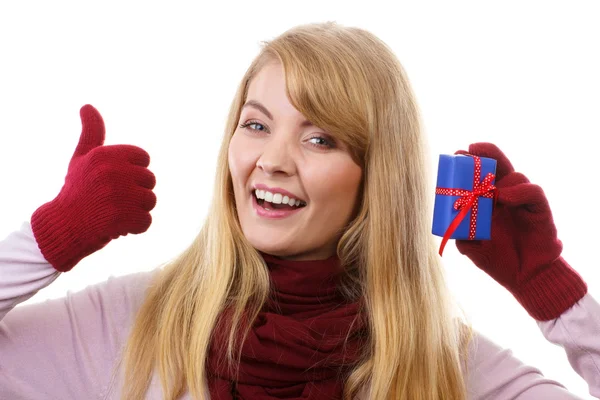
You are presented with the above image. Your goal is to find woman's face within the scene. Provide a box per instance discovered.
[228,61,362,261]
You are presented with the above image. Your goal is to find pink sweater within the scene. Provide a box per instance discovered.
[0,221,598,399]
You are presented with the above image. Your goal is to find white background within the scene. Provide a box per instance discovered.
[1,1,598,398]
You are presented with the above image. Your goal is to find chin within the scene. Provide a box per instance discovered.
[245,237,302,259]
[249,240,291,256]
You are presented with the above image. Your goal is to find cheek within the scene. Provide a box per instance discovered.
[307,162,362,211]
[228,134,253,184]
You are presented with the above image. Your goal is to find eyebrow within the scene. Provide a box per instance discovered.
[242,100,315,127]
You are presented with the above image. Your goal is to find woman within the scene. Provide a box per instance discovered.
[1,21,598,400]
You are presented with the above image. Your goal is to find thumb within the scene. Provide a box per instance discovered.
[72,104,105,158]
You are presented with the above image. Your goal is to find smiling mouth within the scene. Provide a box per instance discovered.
[253,192,307,210]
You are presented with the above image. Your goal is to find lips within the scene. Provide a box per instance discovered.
[251,190,306,219]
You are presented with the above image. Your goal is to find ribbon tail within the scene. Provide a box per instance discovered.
[438,198,475,256]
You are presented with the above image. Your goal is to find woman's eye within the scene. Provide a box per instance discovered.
[239,121,266,132]
[308,136,335,149]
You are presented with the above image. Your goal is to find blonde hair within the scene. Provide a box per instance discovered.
[119,21,474,399]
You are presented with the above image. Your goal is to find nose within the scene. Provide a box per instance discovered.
[255,135,295,176]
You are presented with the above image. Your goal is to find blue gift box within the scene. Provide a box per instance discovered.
[432,154,497,241]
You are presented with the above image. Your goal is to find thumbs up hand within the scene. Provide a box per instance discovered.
[31,105,157,272]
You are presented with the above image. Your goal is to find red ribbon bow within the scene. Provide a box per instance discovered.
[435,154,497,256]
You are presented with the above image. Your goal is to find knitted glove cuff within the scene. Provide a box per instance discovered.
[31,199,110,273]
[512,257,588,321]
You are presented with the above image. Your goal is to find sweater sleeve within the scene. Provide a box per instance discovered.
[0,221,62,321]
[538,292,600,398]
[0,221,158,399]
[467,293,600,399]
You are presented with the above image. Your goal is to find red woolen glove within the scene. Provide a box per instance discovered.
[454,143,587,321]
[31,105,157,272]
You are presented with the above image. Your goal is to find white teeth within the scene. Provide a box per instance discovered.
[254,189,306,207]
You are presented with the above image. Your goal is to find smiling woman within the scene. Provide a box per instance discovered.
[118,21,473,399]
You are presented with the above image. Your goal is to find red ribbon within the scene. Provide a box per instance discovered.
[435,154,497,256]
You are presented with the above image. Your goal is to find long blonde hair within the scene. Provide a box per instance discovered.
[120,21,474,399]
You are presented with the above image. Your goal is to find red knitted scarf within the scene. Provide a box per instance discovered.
[206,251,367,399]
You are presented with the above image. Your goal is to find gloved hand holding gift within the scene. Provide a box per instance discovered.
[432,142,587,321]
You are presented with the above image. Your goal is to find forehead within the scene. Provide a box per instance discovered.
[243,62,304,121]
[248,61,285,95]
